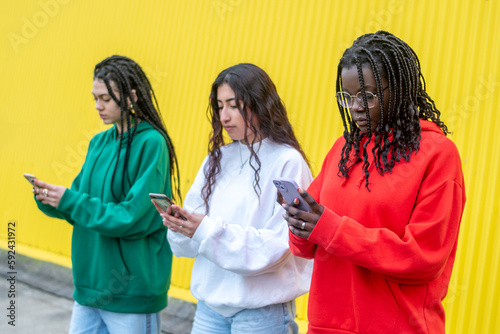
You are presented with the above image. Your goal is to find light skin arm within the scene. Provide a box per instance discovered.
[152,201,205,238]
[32,179,66,208]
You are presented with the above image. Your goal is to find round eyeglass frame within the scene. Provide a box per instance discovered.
[336,86,388,109]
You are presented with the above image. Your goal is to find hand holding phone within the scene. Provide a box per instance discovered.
[149,193,187,221]
[273,178,311,212]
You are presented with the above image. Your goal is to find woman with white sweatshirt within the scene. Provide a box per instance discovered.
[157,63,313,334]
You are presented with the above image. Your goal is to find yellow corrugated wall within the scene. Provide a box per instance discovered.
[1,1,499,332]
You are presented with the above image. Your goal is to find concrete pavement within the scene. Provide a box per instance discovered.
[0,249,195,334]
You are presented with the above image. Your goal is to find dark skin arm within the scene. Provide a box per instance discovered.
[280,188,325,239]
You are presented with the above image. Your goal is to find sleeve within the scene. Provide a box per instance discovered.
[198,151,312,276]
[34,173,80,224]
[34,138,93,225]
[288,145,335,259]
[191,204,292,276]
[307,145,466,284]
[55,133,169,240]
[167,156,208,258]
[170,149,313,276]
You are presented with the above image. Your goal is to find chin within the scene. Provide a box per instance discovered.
[357,127,367,134]
[229,135,244,142]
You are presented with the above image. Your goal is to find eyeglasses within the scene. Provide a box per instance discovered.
[336,87,388,109]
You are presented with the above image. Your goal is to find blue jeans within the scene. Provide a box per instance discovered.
[68,302,161,334]
[191,300,298,334]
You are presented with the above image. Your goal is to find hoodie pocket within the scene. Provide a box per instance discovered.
[371,272,400,324]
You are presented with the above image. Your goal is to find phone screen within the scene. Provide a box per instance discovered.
[149,193,187,220]
[152,198,172,212]
[149,193,173,211]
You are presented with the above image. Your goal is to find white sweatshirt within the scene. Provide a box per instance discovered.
[167,138,313,317]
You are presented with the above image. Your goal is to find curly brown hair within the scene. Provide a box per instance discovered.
[202,63,308,212]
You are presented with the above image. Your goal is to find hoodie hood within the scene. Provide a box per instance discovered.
[111,120,155,144]
[420,119,445,136]
[342,119,445,188]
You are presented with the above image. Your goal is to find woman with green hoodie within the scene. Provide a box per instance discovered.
[31,55,180,334]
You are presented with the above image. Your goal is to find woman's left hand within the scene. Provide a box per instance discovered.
[33,179,66,208]
[283,188,324,239]
[161,205,205,238]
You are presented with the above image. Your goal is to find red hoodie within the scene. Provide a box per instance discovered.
[289,120,466,333]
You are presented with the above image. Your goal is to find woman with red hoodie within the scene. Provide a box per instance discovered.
[282,31,466,333]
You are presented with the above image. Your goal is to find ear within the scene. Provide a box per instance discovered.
[127,89,138,106]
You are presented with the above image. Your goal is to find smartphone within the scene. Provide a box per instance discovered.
[273,178,311,212]
[149,193,187,221]
[24,173,37,185]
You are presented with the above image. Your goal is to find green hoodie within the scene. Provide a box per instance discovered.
[36,121,173,313]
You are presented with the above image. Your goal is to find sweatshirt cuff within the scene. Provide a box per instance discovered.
[308,207,343,249]
[192,215,218,243]
[289,229,310,244]
[34,194,56,214]
[57,188,76,214]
